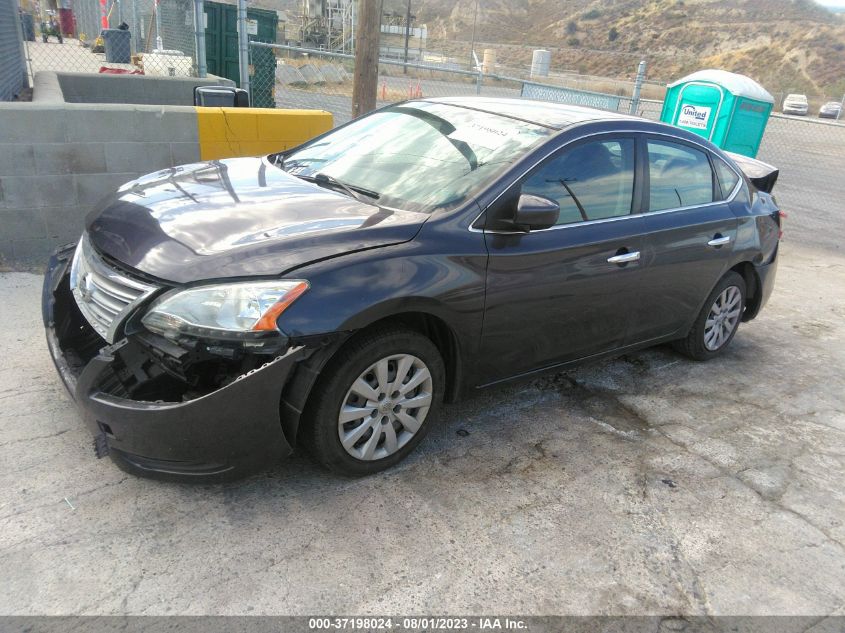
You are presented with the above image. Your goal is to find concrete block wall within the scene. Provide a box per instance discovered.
[0,103,201,267]
[196,108,334,160]
[33,72,235,106]
[0,101,334,268]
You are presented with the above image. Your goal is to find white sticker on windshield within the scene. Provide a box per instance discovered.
[678,104,711,130]
[449,122,511,151]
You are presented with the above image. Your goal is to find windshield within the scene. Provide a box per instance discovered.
[276,101,554,213]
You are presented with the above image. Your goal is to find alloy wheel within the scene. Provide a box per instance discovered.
[337,354,433,461]
[703,285,742,351]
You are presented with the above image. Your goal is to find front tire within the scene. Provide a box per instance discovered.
[301,326,445,476]
[673,271,746,361]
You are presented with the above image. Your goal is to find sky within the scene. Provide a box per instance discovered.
[814,0,845,8]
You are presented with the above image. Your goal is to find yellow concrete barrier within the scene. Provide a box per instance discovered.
[195,107,333,161]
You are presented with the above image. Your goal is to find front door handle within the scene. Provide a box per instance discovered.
[607,251,640,264]
[707,235,732,247]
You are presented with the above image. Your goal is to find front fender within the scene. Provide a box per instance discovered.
[278,239,487,346]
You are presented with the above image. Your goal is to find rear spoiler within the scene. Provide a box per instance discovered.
[725,152,779,194]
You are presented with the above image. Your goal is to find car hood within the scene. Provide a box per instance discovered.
[86,157,428,284]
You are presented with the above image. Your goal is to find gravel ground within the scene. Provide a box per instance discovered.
[0,239,843,616]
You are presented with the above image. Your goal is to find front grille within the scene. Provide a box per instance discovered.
[69,235,159,343]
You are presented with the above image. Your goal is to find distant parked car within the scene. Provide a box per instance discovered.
[818,101,842,119]
[782,94,808,116]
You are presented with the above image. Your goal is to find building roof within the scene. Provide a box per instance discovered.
[667,70,774,104]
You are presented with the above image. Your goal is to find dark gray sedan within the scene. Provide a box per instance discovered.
[43,98,782,480]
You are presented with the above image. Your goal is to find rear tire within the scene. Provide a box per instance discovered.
[300,326,445,476]
[673,271,746,361]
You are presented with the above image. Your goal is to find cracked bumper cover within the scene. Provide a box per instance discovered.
[42,248,306,481]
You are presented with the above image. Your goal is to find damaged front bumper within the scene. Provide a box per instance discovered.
[42,246,309,482]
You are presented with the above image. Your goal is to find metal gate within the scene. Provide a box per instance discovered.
[203,0,277,106]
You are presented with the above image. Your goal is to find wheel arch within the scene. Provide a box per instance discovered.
[280,309,464,449]
[730,261,762,321]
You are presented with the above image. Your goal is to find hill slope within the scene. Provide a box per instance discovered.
[401,0,845,96]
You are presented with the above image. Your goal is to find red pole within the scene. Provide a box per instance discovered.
[100,0,108,29]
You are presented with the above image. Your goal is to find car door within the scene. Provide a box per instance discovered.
[630,136,740,344]
[477,135,649,385]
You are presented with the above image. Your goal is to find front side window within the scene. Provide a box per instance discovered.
[647,140,715,211]
[277,102,553,213]
[521,138,636,225]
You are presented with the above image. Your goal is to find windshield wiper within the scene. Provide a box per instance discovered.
[301,172,381,203]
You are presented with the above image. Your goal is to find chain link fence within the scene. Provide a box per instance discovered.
[19,0,199,78]
[756,115,845,253]
[253,42,666,126]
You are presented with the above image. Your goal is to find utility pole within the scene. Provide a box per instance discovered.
[468,0,478,70]
[352,0,382,118]
[154,0,162,49]
[402,0,411,74]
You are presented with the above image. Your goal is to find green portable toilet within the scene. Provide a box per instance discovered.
[660,69,773,158]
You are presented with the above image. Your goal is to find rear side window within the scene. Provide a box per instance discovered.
[522,138,635,225]
[713,156,740,200]
[647,140,714,211]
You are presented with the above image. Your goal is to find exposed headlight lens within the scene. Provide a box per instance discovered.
[141,280,309,340]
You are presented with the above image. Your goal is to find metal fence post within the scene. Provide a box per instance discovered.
[472,50,482,94]
[131,0,140,53]
[154,0,163,50]
[630,59,646,115]
[194,0,206,77]
[237,0,250,95]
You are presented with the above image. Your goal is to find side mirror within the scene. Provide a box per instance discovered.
[514,193,560,230]
[194,86,250,107]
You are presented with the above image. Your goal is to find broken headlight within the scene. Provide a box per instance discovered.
[141,280,309,341]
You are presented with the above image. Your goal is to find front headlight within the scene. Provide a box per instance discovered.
[141,280,309,340]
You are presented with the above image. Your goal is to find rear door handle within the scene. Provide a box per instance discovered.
[707,235,732,247]
[607,251,640,264]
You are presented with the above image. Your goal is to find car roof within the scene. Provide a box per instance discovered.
[424,96,642,130]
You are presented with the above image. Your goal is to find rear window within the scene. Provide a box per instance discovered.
[647,140,714,211]
[713,157,740,200]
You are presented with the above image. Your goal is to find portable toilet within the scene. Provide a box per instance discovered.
[660,69,773,158]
